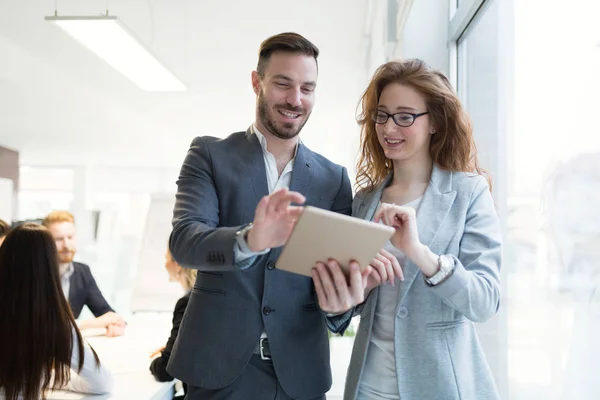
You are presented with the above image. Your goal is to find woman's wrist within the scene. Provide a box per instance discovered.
[408,243,439,277]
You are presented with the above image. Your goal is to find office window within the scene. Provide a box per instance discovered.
[452,0,600,398]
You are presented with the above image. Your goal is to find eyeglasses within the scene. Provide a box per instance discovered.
[371,110,430,127]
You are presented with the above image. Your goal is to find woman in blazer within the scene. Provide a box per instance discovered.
[149,247,196,399]
[341,59,501,400]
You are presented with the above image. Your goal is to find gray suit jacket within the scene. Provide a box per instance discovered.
[167,129,352,400]
[343,165,502,400]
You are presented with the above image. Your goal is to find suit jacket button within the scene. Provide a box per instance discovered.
[398,305,408,318]
[267,261,275,270]
[263,306,271,315]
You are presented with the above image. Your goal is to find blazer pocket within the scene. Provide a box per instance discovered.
[303,303,319,311]
[192,287,227,296]
[197,271,223,279]
[426,319,467,330]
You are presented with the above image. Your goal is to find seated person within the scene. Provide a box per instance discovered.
[0,218,9,246]
[149,247,196,398]
[42,210,126,337]
[0,223,113,399]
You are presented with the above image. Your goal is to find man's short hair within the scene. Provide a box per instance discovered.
[42,210,75,228]
[0,219,9,238]
[256,32,319,78]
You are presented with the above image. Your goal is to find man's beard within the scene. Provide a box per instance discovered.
[257,90,310,140]
[58,251,75,264]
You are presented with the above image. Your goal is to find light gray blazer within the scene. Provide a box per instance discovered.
[344,165,502,400]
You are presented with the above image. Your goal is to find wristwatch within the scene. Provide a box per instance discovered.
[235,223,253,242]
[425,254,455,286]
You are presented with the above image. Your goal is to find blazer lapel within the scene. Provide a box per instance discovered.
[289,143,313,194]
[244,127,269,203]
[396,165,457,307]
[356,174,393,221]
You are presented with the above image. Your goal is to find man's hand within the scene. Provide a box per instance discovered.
[106,323,126,337]
[246,188,305,252]
[95,311,126,328]
[78,311,127,332]
[311,260,372,314]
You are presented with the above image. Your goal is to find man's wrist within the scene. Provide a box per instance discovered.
[245,227,261,253]
[78,319,90,330]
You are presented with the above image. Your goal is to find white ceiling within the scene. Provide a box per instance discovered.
[0,0,370,168]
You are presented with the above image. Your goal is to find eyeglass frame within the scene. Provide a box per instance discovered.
[371,110,430,127]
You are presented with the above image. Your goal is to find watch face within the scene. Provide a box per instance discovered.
[440,255,454,272]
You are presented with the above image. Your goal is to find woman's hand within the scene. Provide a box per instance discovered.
[374,203,422,260]
[364,248,404,297]
[375,203,439,277]
[149,345,166,358]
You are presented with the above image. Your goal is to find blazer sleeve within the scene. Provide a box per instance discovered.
[428,176,502,322]
[170,137,247,271]
[82,264,115,318]
[149,295,189,382]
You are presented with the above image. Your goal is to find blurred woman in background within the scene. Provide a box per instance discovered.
[0,223,113,400]
[149,246,196,399]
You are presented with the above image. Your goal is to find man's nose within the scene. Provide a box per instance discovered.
[286,87,302,108]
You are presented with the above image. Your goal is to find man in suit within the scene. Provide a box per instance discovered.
[167,32,371,400]
[42,210,127,337]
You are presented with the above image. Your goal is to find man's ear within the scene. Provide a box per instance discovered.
[251,71,261,95]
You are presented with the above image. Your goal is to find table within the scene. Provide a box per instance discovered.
[47,313,178,400]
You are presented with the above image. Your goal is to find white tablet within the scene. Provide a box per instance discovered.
[275,206,395,277]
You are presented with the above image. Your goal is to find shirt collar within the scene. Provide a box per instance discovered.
[252,124,300,158]
[60,262,75,280]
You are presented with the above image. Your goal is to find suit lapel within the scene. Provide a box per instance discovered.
[243,128,269,204]
[289,144,313,194]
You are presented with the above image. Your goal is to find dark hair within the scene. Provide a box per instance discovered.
[0,223,98,400]
[256,32,319,77]
[0,218,9,238]
[356,59,490,191]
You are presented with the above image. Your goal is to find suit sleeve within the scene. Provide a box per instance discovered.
[149,296,188,382]
[428,176,502,322]
[324,166,354,333]
[83,265,114,318]
[330,166,353,217]
[170,137,247,271]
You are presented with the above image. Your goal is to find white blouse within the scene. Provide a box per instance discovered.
[0,328,113,399]
[358,196,423,400]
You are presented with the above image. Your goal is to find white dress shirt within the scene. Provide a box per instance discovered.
[60,262,75,300]
[234,124,297,261]
[233,124,298,341]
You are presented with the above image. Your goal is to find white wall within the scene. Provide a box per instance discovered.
[401,0,449,74]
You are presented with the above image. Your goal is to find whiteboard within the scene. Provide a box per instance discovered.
[0,178,13,223]
[130,194,183,312]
